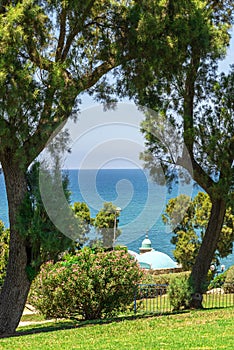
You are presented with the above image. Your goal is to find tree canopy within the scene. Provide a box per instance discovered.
[0,0,233,334]
[119,0,234,304]
[0,0,138,335]
[0,0,137,169]
[94,202,122,248]
[163,192,234,271]
[72,201,122,249]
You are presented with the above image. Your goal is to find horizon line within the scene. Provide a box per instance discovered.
[61,167,146,171]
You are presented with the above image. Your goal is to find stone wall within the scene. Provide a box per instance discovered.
[147,267,183,275]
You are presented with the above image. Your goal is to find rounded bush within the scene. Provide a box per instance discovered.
[208,271,227,290]
[223,265,234,293]
[168,275,192,310]
[29,247,142,320]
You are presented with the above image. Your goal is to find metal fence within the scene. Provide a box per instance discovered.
[134,283,234,315]
[134,284,172,314]
[203,286,234,309]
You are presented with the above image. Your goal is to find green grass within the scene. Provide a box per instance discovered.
[0,307,233,349]
[20,314,45,323]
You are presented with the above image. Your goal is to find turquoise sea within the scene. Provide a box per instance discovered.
[0,169,233,268]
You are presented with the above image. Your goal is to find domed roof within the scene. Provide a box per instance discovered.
[128,250,140,260]
[139,261,151,269]
[138,250,177,269]
[141,233,152,249]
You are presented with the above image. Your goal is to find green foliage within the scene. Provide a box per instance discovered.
[217,207,234,258]
[168,275,193,311]
[7,167,125,280]
[0,0,136,165]
[163,192,234,270]
[122,0,234,295]
[29,247,142,320]
[0,0,233,332]
[71,201,92,249]
[0,221,9,288]
[73,202,92,228]
[16,162,76,276]
[140,270,190,286]
[0,0,138,331]
[208,272,227,290]
[94,202,122,248]
[223,265,234,293]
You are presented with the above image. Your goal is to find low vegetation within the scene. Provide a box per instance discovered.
[168,275,193,310]
[29,248,142,320]
[224,265,234,293]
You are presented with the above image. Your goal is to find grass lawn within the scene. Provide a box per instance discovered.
[0,307,233,349]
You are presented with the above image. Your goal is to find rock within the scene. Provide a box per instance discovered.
[206,288,224,295]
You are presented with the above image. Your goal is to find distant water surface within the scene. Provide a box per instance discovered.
[0,169,233,268]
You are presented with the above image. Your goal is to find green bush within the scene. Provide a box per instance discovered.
[29,247,142,320]
[208,271,227,290]
[223,265,234,293]
[137,271,191,300]
[141,270,190,285]
[0,222,9,289]
[168,275,192,310]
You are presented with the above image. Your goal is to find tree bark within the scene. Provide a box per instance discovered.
[189,197,227,308]
[0,158,31,336]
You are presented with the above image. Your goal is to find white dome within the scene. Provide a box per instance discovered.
[128,250,140,260]
[137,250,177,269]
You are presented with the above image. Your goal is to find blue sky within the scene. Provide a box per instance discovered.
[218,27,234,72]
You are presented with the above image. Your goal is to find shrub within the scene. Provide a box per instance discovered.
[137,271,191,300]
[168,275,192,310]
[223,265,234,293]
[208,271,227,290]
[29,247,142,320]
[140,270,190,285]
[0,222,9,289]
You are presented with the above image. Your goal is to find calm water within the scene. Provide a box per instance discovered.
[0,169,233,268]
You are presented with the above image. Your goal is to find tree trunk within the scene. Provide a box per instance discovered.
[189,198,226,308]
[0,159,31,336]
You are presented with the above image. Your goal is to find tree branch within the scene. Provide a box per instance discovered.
[55,6,67,61]
[182,49,216,195]
[22,54,122,166]
[61,0,97,61]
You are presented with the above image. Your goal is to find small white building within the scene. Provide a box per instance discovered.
[129,233,179,270]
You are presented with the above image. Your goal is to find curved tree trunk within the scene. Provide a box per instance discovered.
[0,159,31,336]
[190,198,226,308]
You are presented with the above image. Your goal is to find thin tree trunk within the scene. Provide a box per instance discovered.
[189,198,226,308]
[0,159,31,336]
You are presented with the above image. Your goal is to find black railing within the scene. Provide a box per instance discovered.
[134,283,234,314]
[203,285,234,309]
[134,284,172,314]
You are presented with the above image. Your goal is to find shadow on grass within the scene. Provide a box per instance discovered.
[2,306,232,339]
[202,305,234,311]
[0,310,189,339]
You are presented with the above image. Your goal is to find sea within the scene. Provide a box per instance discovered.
[0,168,233,269]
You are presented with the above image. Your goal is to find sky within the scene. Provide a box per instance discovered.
[42,28,234,171]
